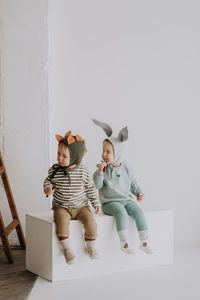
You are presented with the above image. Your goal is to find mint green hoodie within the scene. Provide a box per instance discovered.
[93,163,143,204]
[92,118,143,204]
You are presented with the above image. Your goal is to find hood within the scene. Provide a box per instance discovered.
[55,131,87,167]
[92,119,128,164]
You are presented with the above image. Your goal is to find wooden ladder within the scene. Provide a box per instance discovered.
[0,151,26,263]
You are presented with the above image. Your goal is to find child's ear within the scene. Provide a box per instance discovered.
[92,119,113,137]
[118,127,128,141]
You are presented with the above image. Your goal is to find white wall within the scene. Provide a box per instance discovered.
[49,0,200,247]
[0,0,199,248]
[0,0,50,245]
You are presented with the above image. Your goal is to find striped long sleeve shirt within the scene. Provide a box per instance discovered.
[44,164,100,210]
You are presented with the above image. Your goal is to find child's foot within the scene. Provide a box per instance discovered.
[140,241,154,254]
[121,240,138,254]
[85,240,99,259]
[87,247,99,259]
[63,248,76,264]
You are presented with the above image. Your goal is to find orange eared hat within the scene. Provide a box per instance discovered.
[55,131,87,166]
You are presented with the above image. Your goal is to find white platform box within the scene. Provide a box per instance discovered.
[26,210,174,282]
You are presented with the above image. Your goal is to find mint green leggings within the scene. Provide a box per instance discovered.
[102,200,147,232]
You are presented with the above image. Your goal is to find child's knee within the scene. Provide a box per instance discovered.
[56,228,70,238]
[114,209,127,220]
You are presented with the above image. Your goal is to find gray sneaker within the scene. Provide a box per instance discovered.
[63,248,76,264]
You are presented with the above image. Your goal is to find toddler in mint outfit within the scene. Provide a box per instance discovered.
[92,119,153,254]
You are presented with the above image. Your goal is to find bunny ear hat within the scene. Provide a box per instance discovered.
[92,119,128,164]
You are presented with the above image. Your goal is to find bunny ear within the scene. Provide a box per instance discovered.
[92,119,113,137]
[118,127,128,141]
[55,134,64,142]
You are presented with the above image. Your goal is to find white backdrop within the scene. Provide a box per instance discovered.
[0,0,49,245]
[49,0,200,247]
[0,0,199,248]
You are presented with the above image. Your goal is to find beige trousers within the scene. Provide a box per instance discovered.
[53,206,97,240]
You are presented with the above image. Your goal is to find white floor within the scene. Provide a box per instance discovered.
[28,247,200,300]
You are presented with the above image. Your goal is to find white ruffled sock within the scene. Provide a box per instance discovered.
[59,238,71,250]
[86,240,96,250]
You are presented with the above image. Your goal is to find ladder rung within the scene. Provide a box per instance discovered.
[5,219,20,235]
[0,166,5,174]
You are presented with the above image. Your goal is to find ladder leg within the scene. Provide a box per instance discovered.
[1,234,14,264]
[0,211,14,264]
[16,224,26,249]
[0,152,26,250]
[1,174,26,249]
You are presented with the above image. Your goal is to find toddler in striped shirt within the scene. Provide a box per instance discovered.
[44,131,101,264]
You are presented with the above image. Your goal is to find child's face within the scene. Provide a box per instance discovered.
[57,143,70,167]
[102,140,114,164]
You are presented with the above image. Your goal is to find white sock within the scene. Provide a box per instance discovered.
[60,238,71,250]
[138,230,148,241]
[86,240,95,249]
[118,229,128,243]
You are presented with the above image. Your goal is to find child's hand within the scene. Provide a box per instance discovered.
[94,207,100,214]
[137,193,144,202]
[45,187,54,196]
[98,162,107,173]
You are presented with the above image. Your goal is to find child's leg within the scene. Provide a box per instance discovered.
[53,207,76,263]
[75,207,98,258]
[102,201,128,241]
[124,200,148,239]
[54,207,71,239]
[102,201,137,253]
[125,201,154,253]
